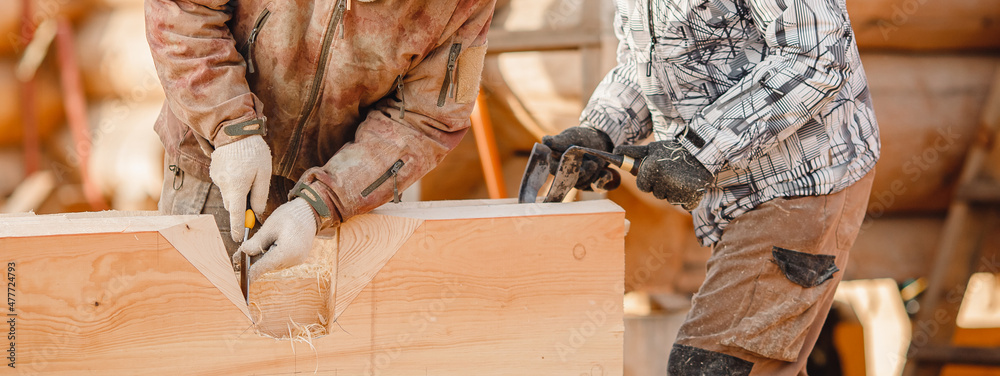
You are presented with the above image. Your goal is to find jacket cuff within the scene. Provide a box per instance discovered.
[289,170,344,230]
[678,114,742,175]
[210,94,268,147]
[211,116,268,147]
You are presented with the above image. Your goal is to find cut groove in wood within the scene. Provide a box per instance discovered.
[249,213,423,338]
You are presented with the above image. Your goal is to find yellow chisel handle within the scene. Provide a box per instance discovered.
[244,208,256,232]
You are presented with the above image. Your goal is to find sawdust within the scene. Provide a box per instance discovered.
[249,233,339,344]
[252,310,329,340]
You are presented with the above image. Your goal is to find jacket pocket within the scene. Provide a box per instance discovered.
[719,246,839,362]
[454,43,487,104]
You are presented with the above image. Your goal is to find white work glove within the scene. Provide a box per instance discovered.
[209,135,272,242]
[235,198,318,282]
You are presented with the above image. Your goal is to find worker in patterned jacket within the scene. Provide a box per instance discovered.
[544,0,879,374]
[146,0,496,282]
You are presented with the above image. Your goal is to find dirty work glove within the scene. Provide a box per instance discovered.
[209,135,272,242]
[542,127,615,190]
[235,198,318,282]
[614,140,713,210]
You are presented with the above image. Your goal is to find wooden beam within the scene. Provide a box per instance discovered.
[1,199,625,375]
[862,54,999,213]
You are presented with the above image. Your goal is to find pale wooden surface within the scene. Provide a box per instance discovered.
[161,215,250,319]
[331,213,423,320]
[1,199,625,375]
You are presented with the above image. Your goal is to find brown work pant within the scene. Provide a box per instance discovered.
[671,171,875,375]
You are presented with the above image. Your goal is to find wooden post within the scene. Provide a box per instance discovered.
[55,17,107,211]
[18,0,39,176]
[470,90,508,199]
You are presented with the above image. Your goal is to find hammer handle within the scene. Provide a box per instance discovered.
[583,148,642,176]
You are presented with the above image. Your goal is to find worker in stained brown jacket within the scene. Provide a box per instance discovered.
[146,0,496,282]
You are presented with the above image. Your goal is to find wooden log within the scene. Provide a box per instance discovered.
[75,8,164,101]
[845,215,943,281]
[0,199,625,375]
[846,0,1000,51]
[864,53,998,214]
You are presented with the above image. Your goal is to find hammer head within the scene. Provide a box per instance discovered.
[543,146,587,203]
[518,143,624,204]
[517,143,553,203]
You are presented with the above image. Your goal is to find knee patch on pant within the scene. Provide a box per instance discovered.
[668,344,753,376]
[771,247,839,288]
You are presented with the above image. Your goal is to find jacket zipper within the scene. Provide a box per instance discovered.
[395,75,406,119]
[437,43,462,107]
[246,8,272,74]
[646,0,657,77]
[278,0,348,176]
[361,159,405,203]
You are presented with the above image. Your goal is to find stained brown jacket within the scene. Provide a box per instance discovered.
[146,0,495,229]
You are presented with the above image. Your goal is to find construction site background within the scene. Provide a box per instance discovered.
[1,0,999,375]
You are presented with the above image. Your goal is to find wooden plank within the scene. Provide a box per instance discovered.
[1,199,625,375]
[846,0,1000,51]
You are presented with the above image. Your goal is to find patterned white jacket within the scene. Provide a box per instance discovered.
[583,0,881,245]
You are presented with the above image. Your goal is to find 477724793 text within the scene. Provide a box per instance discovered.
[8,261,15,369]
